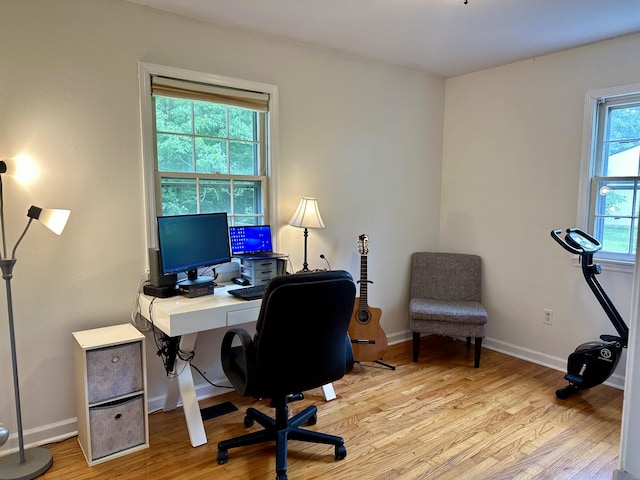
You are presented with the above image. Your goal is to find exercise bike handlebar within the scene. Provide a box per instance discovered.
[550,228,602,255]
[551,226,628,347]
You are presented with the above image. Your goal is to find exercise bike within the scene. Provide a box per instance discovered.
[550,228,629,399]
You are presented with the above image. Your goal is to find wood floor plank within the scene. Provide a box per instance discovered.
[38,336,623,479]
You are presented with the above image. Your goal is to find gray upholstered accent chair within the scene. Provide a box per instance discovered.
[409,252,488,368]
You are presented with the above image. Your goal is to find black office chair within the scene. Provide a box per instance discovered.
[216,270,356,480]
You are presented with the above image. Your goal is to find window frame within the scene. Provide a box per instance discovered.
[578,82,640,272]
[138,62,279,249]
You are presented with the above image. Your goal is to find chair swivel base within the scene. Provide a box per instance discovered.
[217,402,346,480]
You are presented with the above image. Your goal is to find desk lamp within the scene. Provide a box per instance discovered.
[288,197,324,272]
[0,156,70,480]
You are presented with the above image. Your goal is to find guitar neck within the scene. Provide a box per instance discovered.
[359,255,368,310]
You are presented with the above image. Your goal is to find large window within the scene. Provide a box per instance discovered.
[581,85,640,266]
[139,63,278,246]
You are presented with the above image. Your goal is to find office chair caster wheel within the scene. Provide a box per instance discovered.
[244,415,255,428]
[216,449,228,464]
[307,413,317,426]
[335,444,347,460]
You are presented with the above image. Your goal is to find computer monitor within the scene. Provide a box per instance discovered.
[157,212,231,286]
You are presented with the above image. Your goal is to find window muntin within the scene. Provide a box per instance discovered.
[586,93,640,263]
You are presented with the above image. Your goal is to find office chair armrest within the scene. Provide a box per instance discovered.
[221,328,257,396]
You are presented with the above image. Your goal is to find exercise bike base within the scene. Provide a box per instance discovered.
[556,386,579,400]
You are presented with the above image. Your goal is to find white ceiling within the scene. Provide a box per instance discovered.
[127,0,640,77]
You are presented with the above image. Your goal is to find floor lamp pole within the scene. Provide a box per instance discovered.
[0,260,53,479]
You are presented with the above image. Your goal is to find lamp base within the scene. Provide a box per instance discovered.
[0,447,53,480]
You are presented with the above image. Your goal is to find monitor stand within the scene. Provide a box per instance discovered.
[181,269,214,286]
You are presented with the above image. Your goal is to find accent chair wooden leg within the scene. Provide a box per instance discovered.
[474,337,483,368]
[412,332,420,362]
[466,337,471,347]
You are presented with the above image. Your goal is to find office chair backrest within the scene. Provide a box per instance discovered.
[253,270,356,396]
[410,252,482,302]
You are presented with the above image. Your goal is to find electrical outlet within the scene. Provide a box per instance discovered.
[543,309,553,325]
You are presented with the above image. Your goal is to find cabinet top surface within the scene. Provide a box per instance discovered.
[73,323,144,349]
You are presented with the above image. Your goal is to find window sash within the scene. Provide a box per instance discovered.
[151,84,269,224]
[155,172,267,224]
[589,176,640,261]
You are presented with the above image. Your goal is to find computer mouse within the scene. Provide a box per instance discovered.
[232,276,250,286]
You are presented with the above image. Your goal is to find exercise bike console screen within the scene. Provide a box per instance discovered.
[157,212,231,286]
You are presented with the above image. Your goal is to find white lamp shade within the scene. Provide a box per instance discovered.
[37,208,71,235]
[288,197,325,229]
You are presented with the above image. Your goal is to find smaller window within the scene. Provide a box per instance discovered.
[582,89,640,264]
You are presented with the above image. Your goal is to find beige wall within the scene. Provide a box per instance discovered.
[442,32,640,476]
[2,0,638,472]
[0,0,443,449]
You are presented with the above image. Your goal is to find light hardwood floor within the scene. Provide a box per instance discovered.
[41,336,623,479]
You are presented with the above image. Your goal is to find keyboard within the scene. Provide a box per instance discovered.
[229,284,266,300]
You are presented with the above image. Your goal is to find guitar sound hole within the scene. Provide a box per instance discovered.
[357,311,370,323]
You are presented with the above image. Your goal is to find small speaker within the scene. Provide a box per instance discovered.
[148,248,177,287]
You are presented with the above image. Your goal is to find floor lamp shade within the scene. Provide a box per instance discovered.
[27,206,70,236]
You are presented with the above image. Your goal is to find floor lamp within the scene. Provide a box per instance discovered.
[288,197,325,272]
[0,158,70,480]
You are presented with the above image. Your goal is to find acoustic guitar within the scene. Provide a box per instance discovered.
[348,234,388,362]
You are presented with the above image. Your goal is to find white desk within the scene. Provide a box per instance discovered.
[138,284,336,447]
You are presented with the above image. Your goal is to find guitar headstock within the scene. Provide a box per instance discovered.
[357,234,370,255]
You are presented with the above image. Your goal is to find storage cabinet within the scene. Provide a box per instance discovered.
[239,258,285,285]
[73,323,149,466]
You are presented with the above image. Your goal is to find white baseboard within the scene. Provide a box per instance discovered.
[483,337,624,390]
[0,417,77,456]
[147,379,234,414]
[391,330,625,390]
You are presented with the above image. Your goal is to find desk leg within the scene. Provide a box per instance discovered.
[321,383,336,401]
[162,333,207,447]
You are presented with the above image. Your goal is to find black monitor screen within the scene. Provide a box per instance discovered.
[157,213,231,280]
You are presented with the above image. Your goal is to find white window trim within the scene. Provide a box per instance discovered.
[138,62,280,249]
[577,82,640,274]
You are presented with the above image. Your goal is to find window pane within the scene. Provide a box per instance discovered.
[160,177,197,215]
[601,217,633,254]
[607,105,640,142]
[155,97,192,134]
[195,138,227,173]
[229,108,256,141]
[234,180,262,219]
[157,134,194,172]
[604,141,640,176]
[230,141,257,175]
[194,101,226,137]
[597,180,635,217]
[200,179,231,213]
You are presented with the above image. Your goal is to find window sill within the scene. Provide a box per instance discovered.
[573,256,634,274]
